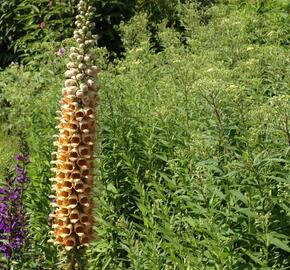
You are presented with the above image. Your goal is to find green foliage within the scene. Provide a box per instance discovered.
[0,1,289,269]
[0,40,67,268]
[0,0,75,67]
[0,0,218,67]
[88,3,290,269]
[0,131,18,180]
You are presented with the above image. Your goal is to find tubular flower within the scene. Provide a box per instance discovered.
[49,0,99,251]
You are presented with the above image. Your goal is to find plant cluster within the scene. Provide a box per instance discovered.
[0,151,30,268]
[0,0,289,269]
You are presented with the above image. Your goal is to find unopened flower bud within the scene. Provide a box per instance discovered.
[76,73,84,81]
[67,62,76,69]
[82,96,91,106]
[70,47,78,53]
[77,55,84,61]
[65,70,73,78]
[65,79,76,87]
[86,69,93,76]
[84,55,91,62]
[67,86,78,95]
[91,66,99,74]
[80,84,88,92]
[70,53,78,60]
[78,63,86,70]
[76,90,84,98]
[87,79,94,87]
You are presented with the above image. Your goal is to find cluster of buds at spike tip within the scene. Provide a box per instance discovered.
[49,0,99,251]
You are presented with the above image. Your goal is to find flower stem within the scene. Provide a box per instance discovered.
[60,247,88,270]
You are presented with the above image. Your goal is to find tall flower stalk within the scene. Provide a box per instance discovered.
[49,0,99,268]
[0,152,30,268]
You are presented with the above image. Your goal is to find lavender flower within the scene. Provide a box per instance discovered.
[57,47,65,57]
[0,152,30,260]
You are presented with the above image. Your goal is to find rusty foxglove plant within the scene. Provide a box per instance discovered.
[49,0,99,261]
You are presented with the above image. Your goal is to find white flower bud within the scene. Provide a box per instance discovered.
[80,44,85,50]
[70,53,78,60]
[90,83,99,91]
[76,73,84,80]
[76,90,84,98]
[84,55,91,62]
[86,69,93,76]
[71,68,79,76]
[82,96,91,106]
[76,38,83,44]
[70,47,78,53]
[67,86,78,95]
[87,79,94,87]
[67,62,76,69]
[91,66,99,74]
[78,63,86,70]
[80,84,88,92]
[84,40,93,46]
[65,79,76,87]
[77,55,84,61]
[65,70,73,78]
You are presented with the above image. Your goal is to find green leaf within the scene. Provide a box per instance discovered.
[268,234,290,253]
[107,183,118,194]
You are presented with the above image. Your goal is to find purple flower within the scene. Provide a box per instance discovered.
[40,21,46,29]
[0,151,30,260]
[15,154,23,161]
[57,47,65,57]
[1,244,11,258]
[15,164,24,174]
[10,192,18,199]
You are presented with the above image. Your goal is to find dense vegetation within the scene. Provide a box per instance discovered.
[0,0,289,269]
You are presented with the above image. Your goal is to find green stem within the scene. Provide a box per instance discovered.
[60,247,88,270]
